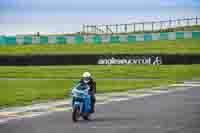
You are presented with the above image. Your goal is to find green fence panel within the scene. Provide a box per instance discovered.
[40,36,49,44]
[176,32,184,39]
[160,33,169,40]
[75,36,84,44]
[110,36,120,43]
[24,36,32,44]
[56,36,67,44]
[128,35,136,43]
[0,36,6,45]
[93,36,102,44]
[144,34,152,41]
[192,32,200,38]
[5,36,17,45]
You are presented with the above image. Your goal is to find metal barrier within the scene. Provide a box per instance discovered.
[0,31,200,45]
[83,17,200,34]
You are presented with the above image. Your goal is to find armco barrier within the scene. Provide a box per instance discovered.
[0,31,200,45]
[0,54,200,66]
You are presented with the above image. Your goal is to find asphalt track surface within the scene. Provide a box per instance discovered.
[0,86,200,133]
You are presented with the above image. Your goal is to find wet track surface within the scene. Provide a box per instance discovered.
[0,86,200,133]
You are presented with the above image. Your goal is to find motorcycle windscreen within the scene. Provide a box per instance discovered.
[74,83,88,91]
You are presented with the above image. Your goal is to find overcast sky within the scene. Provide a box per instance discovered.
[0,0,200,35]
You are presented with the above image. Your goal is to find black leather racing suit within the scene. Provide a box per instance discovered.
[79,78,96,112]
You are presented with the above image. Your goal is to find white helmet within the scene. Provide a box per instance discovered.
[82,72,91,83]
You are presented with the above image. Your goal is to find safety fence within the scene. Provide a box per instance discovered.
[83,17,200,34]
[0,31,200,45]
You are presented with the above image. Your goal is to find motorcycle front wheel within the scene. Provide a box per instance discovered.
[72,106,80,122]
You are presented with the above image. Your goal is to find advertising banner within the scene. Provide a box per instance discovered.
[0,54,200,66]
[97,55,162,65]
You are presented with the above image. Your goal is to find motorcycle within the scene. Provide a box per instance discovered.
[71,83,93,122]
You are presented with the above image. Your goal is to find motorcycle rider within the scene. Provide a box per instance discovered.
[79,72,96,113]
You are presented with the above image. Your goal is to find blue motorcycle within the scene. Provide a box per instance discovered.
[71,83,93,122]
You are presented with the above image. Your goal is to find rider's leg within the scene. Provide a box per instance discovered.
[91,95,96,113]
[93,96,96,112]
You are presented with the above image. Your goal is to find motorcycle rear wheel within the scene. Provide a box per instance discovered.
[82,114,90,120]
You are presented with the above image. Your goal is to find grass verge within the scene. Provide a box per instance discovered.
[0,65,200,80]
[1,65,200,107]
[0,79,174,107]
[0,38,200,55]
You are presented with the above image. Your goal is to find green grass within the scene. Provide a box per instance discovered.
[0,65,200,80]
[1,65,200,107]
[0,38,200,55]
[0,79,174,107]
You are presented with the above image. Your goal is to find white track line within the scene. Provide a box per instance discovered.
[0,84,191,124]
